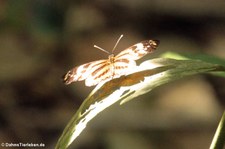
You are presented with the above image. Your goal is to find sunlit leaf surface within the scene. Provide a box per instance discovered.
[55,58,224,149]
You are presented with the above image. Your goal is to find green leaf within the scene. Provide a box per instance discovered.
[210,111,225,149]
[55,58,225,149]
[161,51,225,77]
[162,51,225,66]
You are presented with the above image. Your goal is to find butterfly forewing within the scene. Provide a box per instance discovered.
[63,60,107,85]
[63,39,159,86]
[115,40,159,60]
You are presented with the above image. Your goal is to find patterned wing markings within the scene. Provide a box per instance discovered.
[63,60,107,85]
[63,38,159,86]
[85,58,137,86]
[115,40,159,60]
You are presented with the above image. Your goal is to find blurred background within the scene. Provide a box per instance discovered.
[0,0,225,149]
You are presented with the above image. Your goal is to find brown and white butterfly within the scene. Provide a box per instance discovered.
[63,35,159,87]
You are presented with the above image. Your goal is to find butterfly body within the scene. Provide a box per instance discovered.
[63,39,159,86]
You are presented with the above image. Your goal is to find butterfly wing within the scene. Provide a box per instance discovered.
[85,62,112,86]
[112,58,137,77]
[85,57,138,86]
[63,60,107,85]
[111,40,159,77]
[115,40,159,60]
[63,40,160,87]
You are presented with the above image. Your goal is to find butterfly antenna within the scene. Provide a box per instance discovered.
[112,34,123,53]
[94,45,110,54]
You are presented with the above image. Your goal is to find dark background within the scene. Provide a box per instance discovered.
[0,0,225,149]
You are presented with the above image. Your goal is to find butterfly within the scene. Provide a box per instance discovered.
[63,35,159,87]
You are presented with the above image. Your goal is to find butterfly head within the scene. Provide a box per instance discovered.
[148,40,160,50]
[108,54,115,63]
[63,70,77,85]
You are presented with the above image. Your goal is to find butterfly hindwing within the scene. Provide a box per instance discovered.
[85,57,137,86]
[85,63,112,86]
[113,58,136,76]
